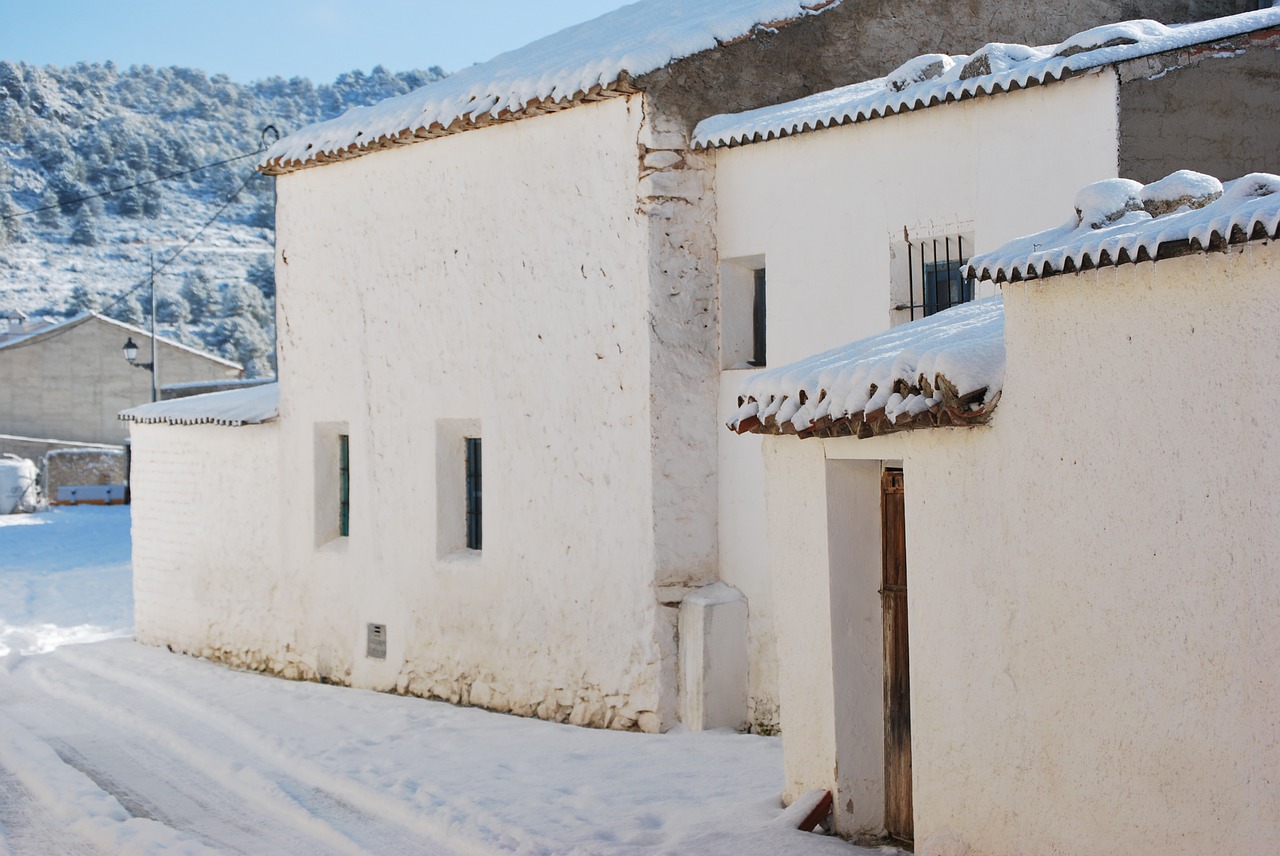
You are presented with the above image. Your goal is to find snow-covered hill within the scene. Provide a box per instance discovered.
[0,62,445,374]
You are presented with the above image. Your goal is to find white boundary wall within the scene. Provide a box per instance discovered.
[130,421,285,666]
[756,242,1280,850]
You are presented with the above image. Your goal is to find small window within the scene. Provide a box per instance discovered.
[465,437,482,550]
[905,236,972,320]
[750,267,766,367]
[720,254,766,369]
[338,434,350,537]
[315,422,350,546]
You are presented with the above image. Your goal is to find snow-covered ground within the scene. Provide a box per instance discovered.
[0,507,884,855]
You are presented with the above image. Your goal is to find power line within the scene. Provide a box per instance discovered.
[2,125,280,222]
[97,167,268,318]
[1,157,272,355]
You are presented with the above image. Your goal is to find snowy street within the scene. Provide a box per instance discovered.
[0,508,877,855]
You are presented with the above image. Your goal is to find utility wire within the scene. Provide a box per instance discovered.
[97,168,267,318]
[2,125,280,222]
[1,158,272,354]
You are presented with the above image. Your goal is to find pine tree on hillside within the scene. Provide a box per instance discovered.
[181,269,220,320]
[224,279,272,328]
[67,283,101,314]
[156,290,191,325]
[109,292,145,326]
[70,207,99,246]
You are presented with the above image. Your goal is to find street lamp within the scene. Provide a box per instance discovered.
[119,248,159,402]
[122,336,153,371]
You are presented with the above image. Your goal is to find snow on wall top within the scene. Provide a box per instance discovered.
[260,0,840,175]
[119,382,279,427]
[0,312,242,370]
[693,8,1280,149]
[967,171,1280,283]
[728,297,1004,439]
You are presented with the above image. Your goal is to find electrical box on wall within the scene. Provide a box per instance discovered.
[366,623,387,659]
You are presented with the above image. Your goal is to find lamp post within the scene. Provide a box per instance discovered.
[121,250,159,402]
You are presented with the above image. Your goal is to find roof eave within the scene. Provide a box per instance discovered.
[258,75,643,177]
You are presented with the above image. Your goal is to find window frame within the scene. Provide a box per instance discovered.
[465,437,482,551]
[905,235,973,321]
[338,433,350,538]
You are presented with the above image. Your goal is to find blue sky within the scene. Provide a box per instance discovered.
[1,0,633,83]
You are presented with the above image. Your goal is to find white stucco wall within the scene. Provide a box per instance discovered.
[713,72,1121,739]
[903,243,1280,854]
[271,95,693,731]
[130,421,285,663]
[757,242,1280,850]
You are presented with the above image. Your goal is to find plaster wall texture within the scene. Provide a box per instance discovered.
[130,421,286,667]
[900,243,1280,854]
[0,317,240,445]
[716,381,779,732]
[713,72,1119,744]
[713,71,1121,369]
[759,243,1280,849]
[1118,33,1280,184]
[272,95,703,732]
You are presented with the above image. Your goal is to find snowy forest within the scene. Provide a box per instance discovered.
[0,61,445,376]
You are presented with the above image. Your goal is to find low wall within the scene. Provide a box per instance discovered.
[45,448,127,505]
[129,420,284,666]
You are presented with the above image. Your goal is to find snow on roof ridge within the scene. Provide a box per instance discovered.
[119,382,280,427]
[259,0,841,175]
[0,312,242,369]
[729,296,1004,439]
[967,170,1280,284]
[693,7,1280,149]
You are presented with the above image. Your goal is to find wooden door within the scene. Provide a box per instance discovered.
[881,469,913,844]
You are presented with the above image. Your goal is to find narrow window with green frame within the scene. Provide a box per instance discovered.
[465,437,482,550]
[339,434,350,537]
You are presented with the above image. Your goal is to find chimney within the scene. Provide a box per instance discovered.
[4,309,28,336]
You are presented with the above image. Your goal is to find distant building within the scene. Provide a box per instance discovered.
[0,312,241,446]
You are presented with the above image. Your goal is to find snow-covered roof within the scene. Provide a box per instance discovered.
[259,0,840,175]
[119,382,279,427]
[729,297,1004,439]
[693,8,1280,149]
[967,171,1280,284]
[0,312,242,370]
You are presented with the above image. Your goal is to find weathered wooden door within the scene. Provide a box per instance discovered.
[881,469,913,844]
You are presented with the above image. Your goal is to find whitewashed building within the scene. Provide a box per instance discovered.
[124,0,1269,784]
[710,8,1280,850]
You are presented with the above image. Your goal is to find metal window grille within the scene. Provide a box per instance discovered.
[905,236,974,320]
[750,267,766,367]
[465,437,482,550]
[339,434,350,537]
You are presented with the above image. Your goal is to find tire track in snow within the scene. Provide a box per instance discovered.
[19,650,500,856]
[0,762,104,856]
[0,707,214,856]
[50,646,552,856]
[15,658,386,856]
